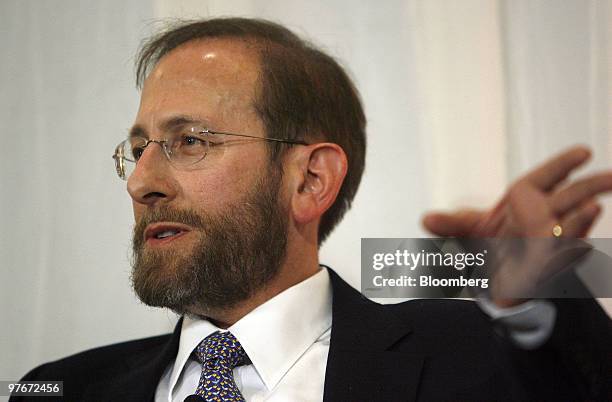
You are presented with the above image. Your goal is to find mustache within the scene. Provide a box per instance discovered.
[133,206,206,246]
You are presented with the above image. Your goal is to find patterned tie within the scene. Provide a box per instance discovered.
[187,331,250,402]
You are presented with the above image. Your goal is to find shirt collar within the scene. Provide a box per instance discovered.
[169,266,332,394]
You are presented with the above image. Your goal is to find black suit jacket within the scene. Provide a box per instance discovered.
[12,269,612,401]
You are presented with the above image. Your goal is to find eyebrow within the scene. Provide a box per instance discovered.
[128,115,214,138]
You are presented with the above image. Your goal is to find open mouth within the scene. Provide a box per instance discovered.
[144,223,192,245]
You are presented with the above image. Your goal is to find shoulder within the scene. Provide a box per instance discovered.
[387,298,485,321]
[20,333,172,381]
[327,268,493,342]
[384,298,495,340]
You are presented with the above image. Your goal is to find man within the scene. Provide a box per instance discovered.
[13,18,611,401]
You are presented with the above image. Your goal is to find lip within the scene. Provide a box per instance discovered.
[144,222,193,245]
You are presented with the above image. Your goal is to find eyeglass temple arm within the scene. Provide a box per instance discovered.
[202,130,309,146]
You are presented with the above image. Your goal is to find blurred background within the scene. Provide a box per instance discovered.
[1,0,610,384]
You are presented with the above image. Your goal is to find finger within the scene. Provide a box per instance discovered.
[551,172,612,215]
[422,209,484,237]
[523,145,591,191]
[472,195,508,236]
[559,200,602,238]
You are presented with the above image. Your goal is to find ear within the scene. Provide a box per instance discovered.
[288,143,348,226]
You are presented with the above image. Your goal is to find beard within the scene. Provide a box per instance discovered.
[130,169,288,316]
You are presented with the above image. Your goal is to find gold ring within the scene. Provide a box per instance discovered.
[552,224,563,237]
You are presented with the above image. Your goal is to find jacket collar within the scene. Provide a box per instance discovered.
[323,268,423,402]
[83,317,182,402]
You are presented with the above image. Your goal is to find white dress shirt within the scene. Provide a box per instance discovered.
[155,266,554,401]
[155,267,333,402]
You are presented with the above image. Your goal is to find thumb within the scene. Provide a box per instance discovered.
[422,209,485,237]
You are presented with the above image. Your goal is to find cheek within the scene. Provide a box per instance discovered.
[179,166,256,210]
[181,176,234,210]
[176,146,271,210]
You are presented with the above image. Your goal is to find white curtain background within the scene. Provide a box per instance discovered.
[1,0,610,384]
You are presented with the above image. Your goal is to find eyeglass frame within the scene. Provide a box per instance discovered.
[112,128,310,180]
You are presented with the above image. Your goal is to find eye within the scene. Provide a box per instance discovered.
[180,132,223,147]
[132,147,144,161]
[182,135,205,146]
[127,137,148,161]
[173,133,209,158]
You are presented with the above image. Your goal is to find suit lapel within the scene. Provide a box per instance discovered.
[83,317,183,402]
[323,269,423,402]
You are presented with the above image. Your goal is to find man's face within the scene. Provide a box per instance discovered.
[127,39,288,315]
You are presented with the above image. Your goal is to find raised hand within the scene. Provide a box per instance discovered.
[421,146,612,306]
[423,146,612,239]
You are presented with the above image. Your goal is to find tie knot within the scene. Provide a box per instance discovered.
[195,331,249,370]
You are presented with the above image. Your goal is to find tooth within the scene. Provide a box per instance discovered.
[156,230,178,239]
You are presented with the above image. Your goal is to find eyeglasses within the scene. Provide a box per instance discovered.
[112,127,309,180]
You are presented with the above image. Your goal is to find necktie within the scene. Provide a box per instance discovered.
[185,331,250,402]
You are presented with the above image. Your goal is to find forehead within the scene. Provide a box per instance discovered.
[136,38,262,131]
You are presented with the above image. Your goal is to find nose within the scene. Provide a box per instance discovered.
[127,142,178,206]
